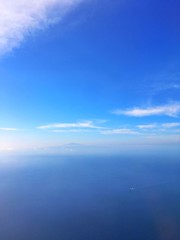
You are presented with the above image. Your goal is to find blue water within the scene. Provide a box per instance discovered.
[0,155,180,240]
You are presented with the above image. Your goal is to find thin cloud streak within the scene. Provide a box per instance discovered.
[0,128,19,131]
[0,0,82,55]
[112,103,180,117]
[136,122,180,130]
[100,128,139,135]
[38,121,103,129]
[52,129,93,133]
[136,122,180,132]
[162,122,180,128]
[137,124,157,129]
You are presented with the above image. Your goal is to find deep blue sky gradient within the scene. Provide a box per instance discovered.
[0,0,180,153]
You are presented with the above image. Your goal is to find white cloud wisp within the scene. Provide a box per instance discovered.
[0,0,82,55]
[38,121,102,130]
[0,127,19,131]
[100,128,139,135]
[162,122,180,128]
[112,103,180,117]
[137,124,157,129]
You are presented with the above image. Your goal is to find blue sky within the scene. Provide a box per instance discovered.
[0,0,180,154]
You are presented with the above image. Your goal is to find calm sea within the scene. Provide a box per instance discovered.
[0,155,180,240]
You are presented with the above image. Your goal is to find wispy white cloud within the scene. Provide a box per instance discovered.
[0,127,19,131]
[100,128,139,135]
[52,129,92,133]
[38,121,102,129]
[137,124,157,129]
[137,122,180,130]
[112,103,180,117]
[0,0,82,55]
[161,122,180,128]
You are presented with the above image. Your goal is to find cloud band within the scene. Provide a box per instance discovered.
[0,0,82,55]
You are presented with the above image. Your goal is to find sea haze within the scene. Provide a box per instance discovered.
[0,155,180,240]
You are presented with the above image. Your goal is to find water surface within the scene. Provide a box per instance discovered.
[0,155,179,240]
